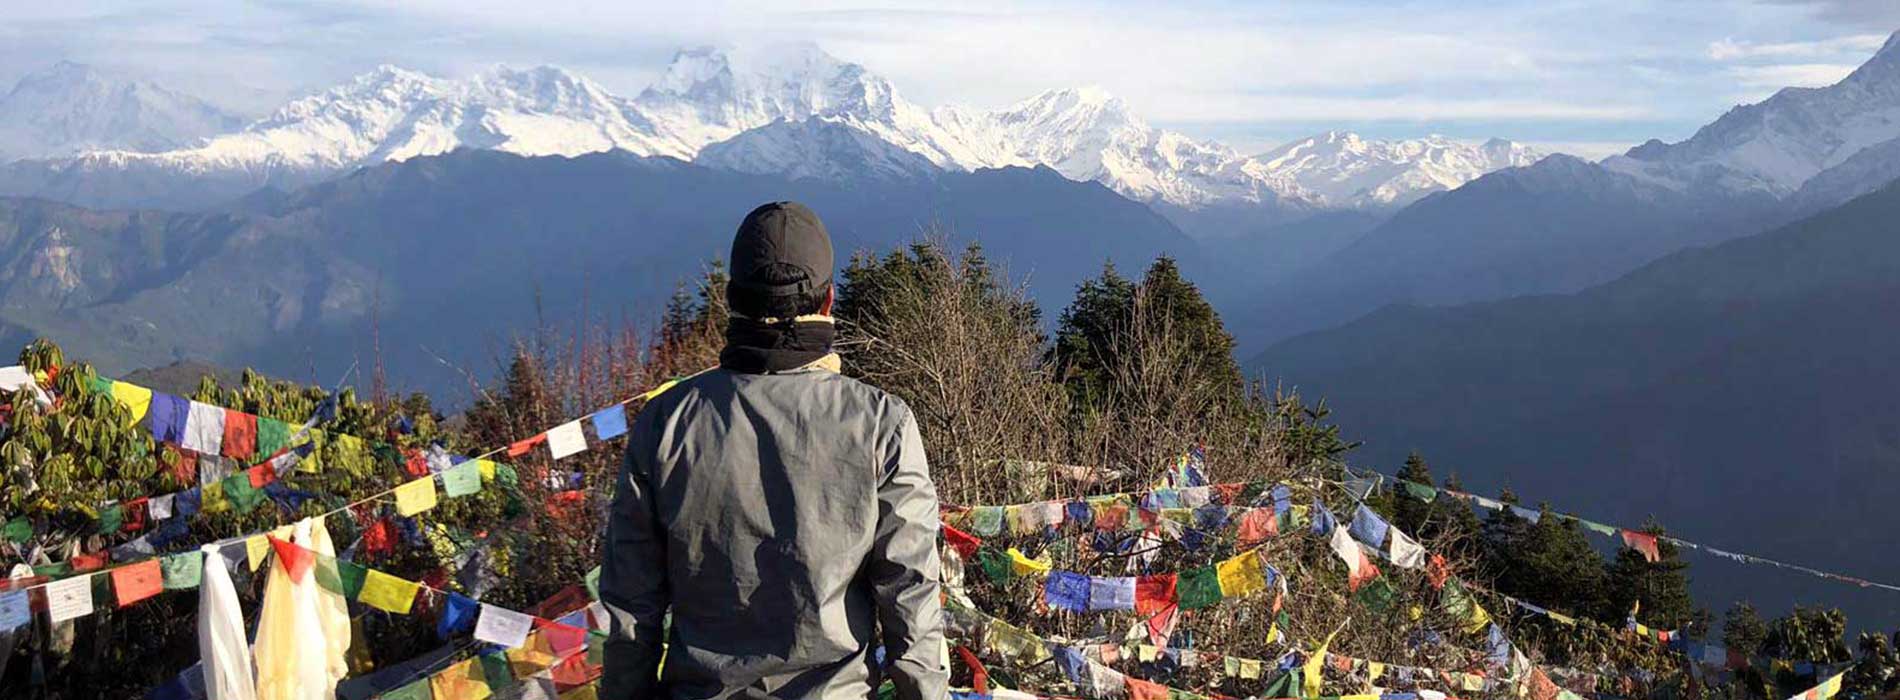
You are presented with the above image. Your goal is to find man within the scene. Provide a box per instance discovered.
[600,202,948,700]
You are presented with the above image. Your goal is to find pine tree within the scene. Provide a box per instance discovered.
[1604,520,1705,629]
[1393,452,1435,534]
[1050,256,1242,412]
[1725,602,1768,656]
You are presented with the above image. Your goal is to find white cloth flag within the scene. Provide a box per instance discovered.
[546,421,587,460]
[182,401,226,455]
[1088,661,1128,698]
[199,545,257,700]
[45,575,94,624]
[308,520,351,693]
[1390,528,1427,569]
[474,603,533,648]
[1329,525,1366,578]
[254,519,328,700]
[151,494,174,520]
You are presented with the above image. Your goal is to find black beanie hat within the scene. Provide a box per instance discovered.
[727,201,834,318]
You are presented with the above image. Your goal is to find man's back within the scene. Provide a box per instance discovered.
[598,365,946,700]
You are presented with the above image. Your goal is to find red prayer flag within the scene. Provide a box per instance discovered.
[268,536,314,581]
[549,653,596,689]
[1529,668,1561,700]
[221,409,257,460]
[537,618,588,657]
[1621,530,1661,562]
[247,465,276,489]
[1428,554,1451,589]
[165,449,198,486]
[71,550,108,572]
[402,448,431,478]
[1135,574,1177,617]
[362,518,395,558]
[111,559,164,607]
[122,497,149,533]
[508,434,547,458]
[1094,503,1128,531]
[941,523,982,559]
[1214,482,1245,505]
[1126,676,1170,700]
[1237,507,1277,545]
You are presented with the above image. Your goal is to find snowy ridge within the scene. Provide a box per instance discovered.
[20,44,1542,211]
[1605,30,1900,197]
[0,62,241,162]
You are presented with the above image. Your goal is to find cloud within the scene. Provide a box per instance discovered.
[1707,34,1888,60]
[1726,62,1860,88]
[1759,0,1900,29]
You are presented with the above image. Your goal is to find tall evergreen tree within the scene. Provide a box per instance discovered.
[1394,452,1436,535]
[1605,520,1704,630]
[1050,256,1241,411]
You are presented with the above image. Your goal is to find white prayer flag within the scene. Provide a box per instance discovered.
[546,421,587,460]
[474,603,533,648]
[1390,528,1427,569]
[46,575,95,623]
[151,494,174,520]
[1088,661,1128,698]
[1330,525,1365,578]
[181,401,226,454]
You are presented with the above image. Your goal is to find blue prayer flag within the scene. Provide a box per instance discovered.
[1054,645,1088,684]
[1043,571,1090,613]
[438,592,479,639]
[591,404,629,441]
[1351,504,1390,548]
[0,590,29,632]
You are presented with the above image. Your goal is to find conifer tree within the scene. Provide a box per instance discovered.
[1605,520,1705,629]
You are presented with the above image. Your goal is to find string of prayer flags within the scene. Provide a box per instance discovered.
[547,420,587,460]
[359,569,421,614]
[1621,530,1661,563]
[395,476,439,516]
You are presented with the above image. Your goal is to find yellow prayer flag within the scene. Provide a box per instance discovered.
[1368,661,1384,679]
[1548,611,1576,625]
[1408,604,1424,621]
[1461,673,1484,691]
[476,459,497,481]
[1138,645,1159,662]
[1006,548,1050,577]
[359,569,420,614]
[298,430,324,473]
[1303,626,1343,699]
[508,632,555,676]
[1239,658,1263,680]
[1467,602,1492,633]
[110,381,152,426]
[558,684,598,700]
[1820,672,1845,699]
[1340,695,1379,700]
[429,658,492,700]
[245,535,271,571]
[203,481,227,513]
[1216,551,1266,598]
[394,476,438,516]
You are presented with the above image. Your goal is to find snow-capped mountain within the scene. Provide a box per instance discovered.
[1258,131,1543,207]
[1605,30,1900,197]
[0,62,241,162]
[3,44,1539,214]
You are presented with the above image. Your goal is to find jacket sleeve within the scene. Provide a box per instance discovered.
[599,416,669,700]
[868,406,948,700]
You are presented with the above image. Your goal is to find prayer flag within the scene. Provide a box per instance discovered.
[46,574,95,623]
[1089,576,1137,612]
[256,416,291,457]
[1304,625,1344,700]
[1216,552,1266,598]
[382,678,432,700]
[181,401,225,454]
[111,559,163,607]
[1351,504,1389,548]
[0,590,30,631]
[1330,525,1380,590]
[1311,501,1336,535]
[1135,575,1177,617]
[1177,566,1222,609]
[970,506,1004,537]
[1007,548,1050,577]
[1390,529,1426,570]
[220,409,256,460]
[547,421,587,460]
[151,494,174,521]
[1090,661,1128,697]
[507,434,546,458]
[431,658,492,700]
[359,569,420,614]
[442,461,483,498]
[395,477,439,516]
[221,473,264,513]
[476,603,535,648]
[1043,571,1090,613]
[1127,676,1169,700]
[976,549,1012,584]
[1403,481,1437,502]
[110,380,152,427]
[1238,507,1277,545]
[591,405,629,441]
[941,523,982,559]
[245,534,271,571]
[150,393,188,445]
[160,551,202,590]
[1621,530,1661,563]
[477,653,514,692]
[268,536,313,581]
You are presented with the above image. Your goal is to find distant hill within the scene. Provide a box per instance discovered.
[0,149,1198,402]
[1250,180,1900,629]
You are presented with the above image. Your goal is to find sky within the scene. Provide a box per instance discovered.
[2,0,1896,159]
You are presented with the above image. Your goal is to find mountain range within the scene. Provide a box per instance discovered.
[0,62,241,163]
[0,44,1539,220]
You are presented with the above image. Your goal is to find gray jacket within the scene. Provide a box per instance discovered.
[599,366,948,700]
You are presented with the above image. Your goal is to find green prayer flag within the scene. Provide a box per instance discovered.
[1178,566,1223,610]
[478,652,514,691]
[441,461,482,498]
[976,548,1012,585]
[495,463,518,490]
[1580,519,1617,537]
[1403,481,1438,502]
[5,517,33,543]
[587,630,608,666]
[314,554,343,595]
[87,375,113,396]
[1263,670,1296,699]
[161,552,204,590]
[337,560,368,599]
[380,677,432,700]
[222,474,264,514]
[1356,577,1396,613]
[34,563,70,578]
[96,505,123,535]
[585,566,602,601]
[256,417,291,457]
